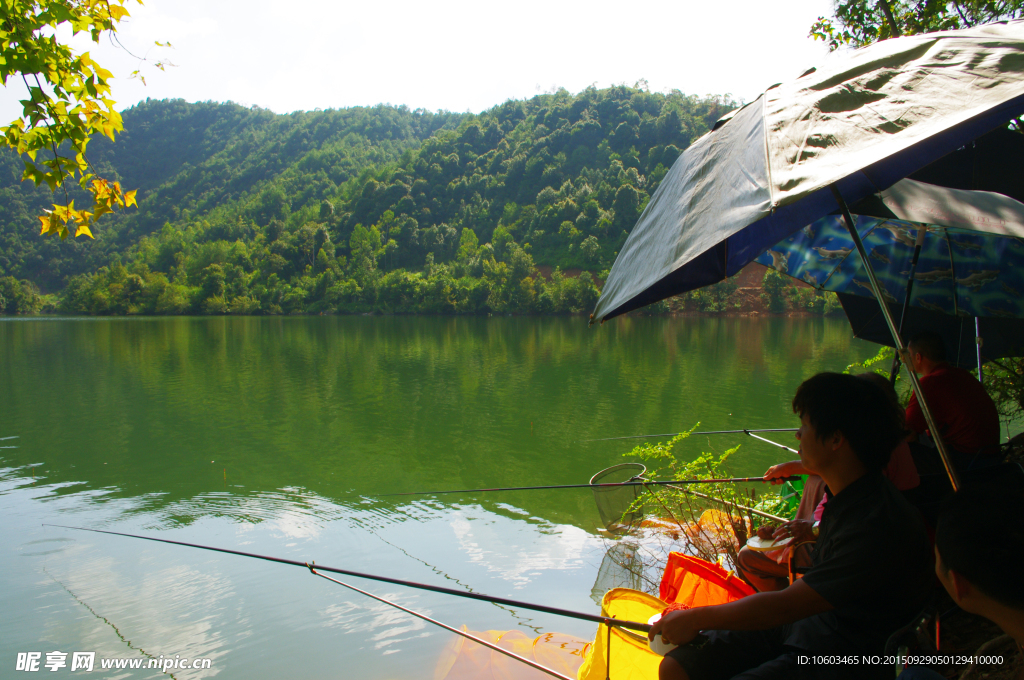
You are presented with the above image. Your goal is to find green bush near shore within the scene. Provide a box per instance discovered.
[0,277,44,315]
[760,269,840,316]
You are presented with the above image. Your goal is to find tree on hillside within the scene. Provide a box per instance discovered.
[1,0,165,239]
[810,0,1024,50]
[6,87,747,316]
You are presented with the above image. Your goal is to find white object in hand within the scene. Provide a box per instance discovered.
[647,613,679,656]
[745,535,793,551]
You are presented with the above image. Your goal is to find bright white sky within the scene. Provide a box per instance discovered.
[1,0,835,121]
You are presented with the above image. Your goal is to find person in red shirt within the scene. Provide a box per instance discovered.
[905,331,1001,473]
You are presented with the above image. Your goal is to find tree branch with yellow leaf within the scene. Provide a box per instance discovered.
[1,0,146,239]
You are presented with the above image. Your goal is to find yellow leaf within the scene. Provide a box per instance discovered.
[38,213,59,236]
[74,223,94,238]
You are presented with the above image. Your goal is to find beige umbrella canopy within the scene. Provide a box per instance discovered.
[593,21,1024,490]
[593,20,1024,323]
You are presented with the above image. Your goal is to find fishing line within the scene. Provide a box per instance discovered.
[659,484,787,523]
[352,511,546,634]
[578,428,797,443]
[45,524,651,634]
[42,567,178,679]
[381,476,800,498]
[306,565,574,680]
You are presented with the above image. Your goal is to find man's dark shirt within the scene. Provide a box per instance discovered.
[786,473,932,653]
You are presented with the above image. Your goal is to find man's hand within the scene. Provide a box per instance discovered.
[763,460,809,485]
[772,519,816,544]
[649,609,702,647]
[649,581,833,643]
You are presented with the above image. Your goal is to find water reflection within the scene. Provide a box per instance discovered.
[0,316,875,679]
[0,316,871,519]
[5,481,613,678]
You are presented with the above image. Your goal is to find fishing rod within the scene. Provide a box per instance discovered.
[657,483,787,523]
[578,428,797,443]
[744,432,799,455]
[307,567,573,680]
[380,476,799,498]
[45,524,651,634]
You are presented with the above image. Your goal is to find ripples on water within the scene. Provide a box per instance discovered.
[1,316,876,679]
[3,471,609,679]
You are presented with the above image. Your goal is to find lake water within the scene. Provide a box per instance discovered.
[1,315,879,679]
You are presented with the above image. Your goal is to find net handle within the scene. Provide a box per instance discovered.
[589,463,647,485]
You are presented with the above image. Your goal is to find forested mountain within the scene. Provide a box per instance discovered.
[0,100,460,293]
[0,86,836,315]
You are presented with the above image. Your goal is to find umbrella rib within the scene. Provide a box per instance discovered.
[831,184,961,492]
[817,247,845,290]
[944,228,959,317]
[760,96,775,211]
[888,224,928,383]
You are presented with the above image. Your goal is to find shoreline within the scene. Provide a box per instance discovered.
[0,308,845,319]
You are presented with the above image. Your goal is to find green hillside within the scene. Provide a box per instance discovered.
[0,100,459,293]
[0,86,830,316]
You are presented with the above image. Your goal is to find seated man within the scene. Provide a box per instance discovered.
[736,372,920,593]
[904,330,1000,472]
[898,477,1024,679]
[734,470,825,593]
[651,373,933,680]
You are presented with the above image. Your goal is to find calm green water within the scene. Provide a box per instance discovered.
[1,316,874,679]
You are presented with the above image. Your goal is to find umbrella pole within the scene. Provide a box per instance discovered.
[830,185,961,492]
[975,317,984,384]
[888,226,927,385]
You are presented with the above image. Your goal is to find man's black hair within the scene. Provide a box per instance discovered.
[791,372,905,473]
[857,372,906,428]
[935,479,1024,611]
[908,331,947,362]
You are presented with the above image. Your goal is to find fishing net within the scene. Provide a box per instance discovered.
[578,557,755,680]
[590,463,647,534]
[590,541,646,605]
[576,588,666,680]
[658,552,755,606]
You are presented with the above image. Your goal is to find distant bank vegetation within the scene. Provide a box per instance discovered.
[0,86,839,317]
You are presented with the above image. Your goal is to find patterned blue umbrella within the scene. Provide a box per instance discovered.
[755,186,1024,321]
[754,178,1024,376]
